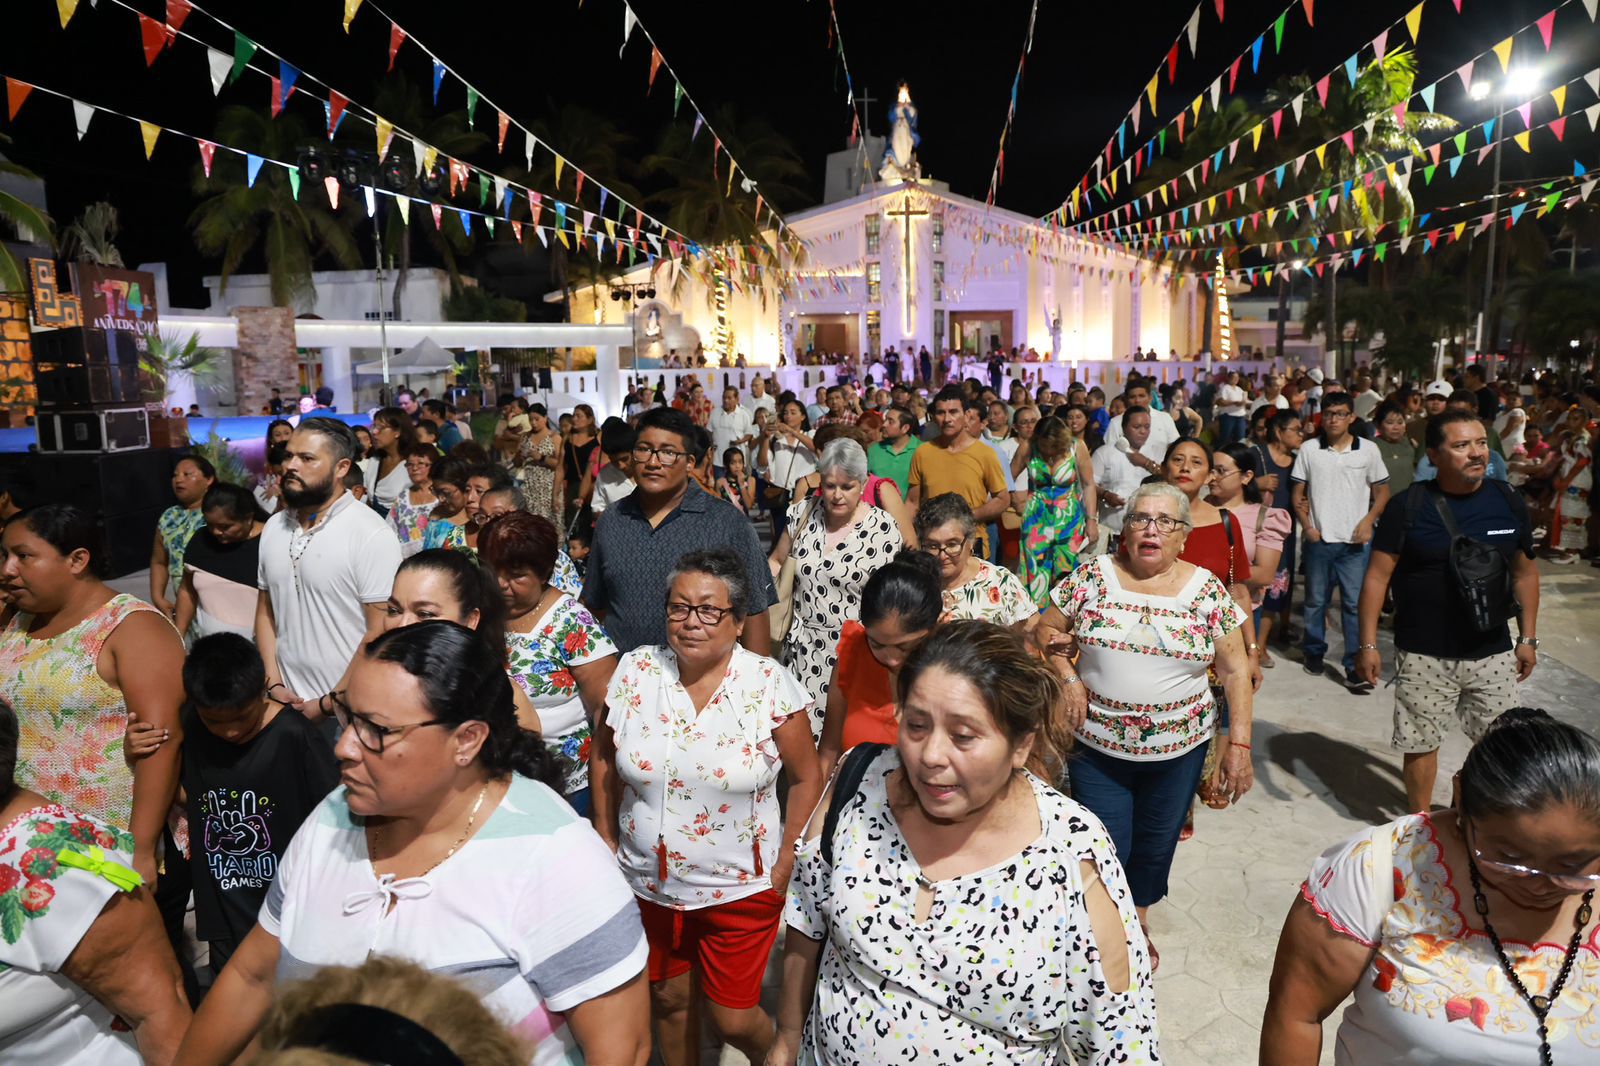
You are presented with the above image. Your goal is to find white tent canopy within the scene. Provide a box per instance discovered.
[355,336,457,375]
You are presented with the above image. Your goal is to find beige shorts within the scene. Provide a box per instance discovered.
[1392,649,1518,753]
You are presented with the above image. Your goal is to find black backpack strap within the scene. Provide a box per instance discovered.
[1428,483,1464,539]
[1396,482,1431,556]
[820,742,889,867]
[1487,477,1536,557]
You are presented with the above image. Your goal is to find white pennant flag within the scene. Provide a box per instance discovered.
[1580,179,1596,201]
[1291,94,1305,123]
[1586,102,1600,132]
[396,195,411,224]
[412,136,425,177]
[1585,69,1600,97]
[1186,8,1201,55]
[525,130,536,170]
[207,48,230,96]
[1209,77,1222,111]
[72,100,95,140]
[1398,235,1413,255]
[493,176,507,208]
[364,186,377,217]
[1363,118,1376,138]
[1131,99,1141,137]
[535,226,548,248]
[621,5,637,57]
[1584,0,1597,21]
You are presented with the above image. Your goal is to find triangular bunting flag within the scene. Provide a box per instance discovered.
[230,32,255,84]
[1419,84,1435,112]
[166,0,192,34]
[622,4,636,56]
[1372,29,1387,63]
[343,0,363,32]
[1513,130,1531,152]
[325,177,341,210]
[1535,10,1555,50]
[287,169,298,201]
[465,87,478,126]
[1145,75,1158,116]
[1168,42,1181,83]
[554,155,565,188]
[4,78,32,120]
[1456,60,1475,95]
[1492,36,1513,73]
[364,186,376,217]
[206,48,230,95]
[525,130,536,170]
[1302,0,1315,26]
[270,78,284,119]
[432,59,445,104]
[1273,12,1287,53]
[1186,8,1201,54]
[396,196,410,224]
[72,100,94,140]
[1587,102,1600,131]
[1516,102,1532,130]
[57,0,80,29]
[1549,116,1567,141]
[429,202,442,229]
[648,47,663,92]
[1340,130,1356,156]
[328,91,348,139]
[375,116,394,158]
[139,120,161,159]
[1404,2,1423,43]
[198,139,215,177]
[1553,86,1567,115]
[497,110,509,153]
[1585,0,1598,21]
[139,14,167,66]
[1251,36,1263,74]
[1344,54,1359,87]
[279,61,300,102]
[246,154,264,187]
[388,24,406,71]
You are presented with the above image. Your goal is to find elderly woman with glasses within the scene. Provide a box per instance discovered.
[1263,707,1600,1065]
[1034,481,1254,969]
[913,492,1036,631]
[178,621,651,1066]
[590,549,822,1066]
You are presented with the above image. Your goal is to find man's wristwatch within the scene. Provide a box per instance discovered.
[1517,637,1540,649]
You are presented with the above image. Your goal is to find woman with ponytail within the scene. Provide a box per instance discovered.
[177,621,652,1066]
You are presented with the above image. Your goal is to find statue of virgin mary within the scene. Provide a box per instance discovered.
[879,83,921,184]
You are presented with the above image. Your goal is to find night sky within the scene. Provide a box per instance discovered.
[2,0,1593,311]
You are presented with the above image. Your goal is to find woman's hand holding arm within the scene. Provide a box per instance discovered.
[771,712,824,896]
[174,924,282,1066]
[107,613,185,885]
[63,887,192,1065]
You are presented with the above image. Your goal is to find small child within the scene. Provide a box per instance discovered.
[343,463,368,502]
[588,418,637,518]
[126,633,339,975]
[566,528,591,573]
[715,447,756,514]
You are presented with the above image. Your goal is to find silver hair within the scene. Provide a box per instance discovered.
[1123,481,1192,529]
[816,439,869,483]
[665,549,751,620]
[913,492,976,542]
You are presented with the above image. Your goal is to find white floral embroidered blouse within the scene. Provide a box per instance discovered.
[605,644,813,910]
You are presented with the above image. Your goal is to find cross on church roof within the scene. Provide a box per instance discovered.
[854,88,877,140]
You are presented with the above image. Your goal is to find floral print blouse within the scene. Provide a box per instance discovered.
[786,748,1162,1064]
[605,644,812,910]
[1304,812,1600,1065]
[941,558,1037,628]
[506,594,616,796]
[1050,555,1244,762]
[157,506,205,588]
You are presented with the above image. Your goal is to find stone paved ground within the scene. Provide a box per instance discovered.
[114,558,1600,1065]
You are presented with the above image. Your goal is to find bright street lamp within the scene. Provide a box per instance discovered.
[1475,68,1542,365]
[1469,81,1493,101]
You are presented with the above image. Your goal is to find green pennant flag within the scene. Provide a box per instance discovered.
[1398,216,1411,235]
[289,169,301,200]
[1317,186,1330,211]
[230,32,256,84]
[1287,203,1300,221]
[485,216,495,236]
[1454,131,1468,155]
[1543,190,1561,213]
[1423,164,1436,184]
[466,87,479,126]
[1290,238,1301,252]
[673,80,684,117]
[1375,242,1388,261]
[628,244,637,266]
[1273,11,1288,52]
[478,173,489,207]
[1158,129,1166,155]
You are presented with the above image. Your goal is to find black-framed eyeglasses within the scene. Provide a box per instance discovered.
[666,602,735,625]
[329,692,452,755]
[1468,821,1600,891]
[632,444,687,465]
[1125,513,1189,534]
[923,536,972,558]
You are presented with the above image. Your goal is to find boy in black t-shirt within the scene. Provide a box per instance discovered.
[128,634,339,975]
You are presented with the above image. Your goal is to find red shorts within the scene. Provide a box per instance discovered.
[636,889,784,1009]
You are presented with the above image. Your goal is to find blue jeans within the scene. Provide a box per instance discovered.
[987,521,1002,564]
[1217,414,1247,445]
[1068,742,1210,907]
[1301,539,1370,672]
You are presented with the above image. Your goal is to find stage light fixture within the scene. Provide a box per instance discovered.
[338,151,365,191]
[297,150,329,183]
[381,153,409,192]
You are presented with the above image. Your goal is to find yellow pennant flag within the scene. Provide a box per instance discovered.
[139,121,161,159]
[1206,195,1216,217]
[1492,36,1513,73]
[1513,130,1531,152]
[604,218,617,240]
[1552,86,1567,115]
[1263,268,1273,286]
[1314,143,1327,168]
[1159,184,1169,205]
[1191,95,1204,122]
[1110,170,1119,194]
[1404,3,1424,44]
[422,145,438,174]
[556,226,570,249]
[554,156,565,188]
[1453,221,1466,241]
[375,117,394,159]
[57,0,80,29]
[395,196,411,224]
[1266,206,1278,227]
[1251,124,1263,151]
[1353,187,1367,212]
[1146,75,1159,116]
[343,0,363,31]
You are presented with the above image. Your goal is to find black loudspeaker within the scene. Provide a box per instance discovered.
[34,363,145,407]
[519,366,535,388]
[538,366,553,389]
[36,409,150,453]
[0,449,184,577]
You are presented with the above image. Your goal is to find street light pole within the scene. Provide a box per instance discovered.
[372,202,391,403]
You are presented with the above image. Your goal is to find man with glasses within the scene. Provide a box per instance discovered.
[1291,392,1391,691]
[581,407,776,654]
[1355,410,1540,811]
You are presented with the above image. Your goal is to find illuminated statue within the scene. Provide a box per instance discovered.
[879,83,921,184]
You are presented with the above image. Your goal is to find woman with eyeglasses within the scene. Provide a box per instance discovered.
[913,493,1036,631]
[1034,482,1254,970]
[384,443,438,559]
[176,621,652,1066]
[1262,707,1600,1065]
[756,400,819,541]
[590,549,822,1066]
[420,457,475,553]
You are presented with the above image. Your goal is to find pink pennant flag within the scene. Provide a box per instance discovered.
[1428,143,1441,165]
[1372,29,1388,63]
[197,139,215,177]
[1315,75,1331,109]
[527,191,543,226]
[1550,115,1568,141]
[1535,10,1556,50]
[1393,103,1407,125]
[1340,130,1355,155]
[1516,102,1532,129]
[430,203,443,229]
[324,176,341,210]
[1456,60,1475,95]
[1453,0,1463,11]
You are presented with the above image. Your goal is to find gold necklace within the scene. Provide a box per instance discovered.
[369,782,491,879]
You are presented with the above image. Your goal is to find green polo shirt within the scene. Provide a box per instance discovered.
[868,438,922,498]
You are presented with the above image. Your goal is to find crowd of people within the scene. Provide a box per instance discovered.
[0,352,1596,1066]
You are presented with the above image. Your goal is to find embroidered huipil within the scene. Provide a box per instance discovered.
[1050,555,1244,761]
[605,645,811,910]
[506,594,616,796]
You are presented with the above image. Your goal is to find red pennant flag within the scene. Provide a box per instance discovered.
[1315,75,1331,109]
[270,77,284,117]
[1302,0,1314,26]
[1550,115,1567,141]
[1167,43,1180,84]
[166,0,192,32]
[497,110,510,153]
[1393,103,1407,125]
[1271,109,1283,137]
[5,78,32,120]
[1176,111,1187,142]
[139,13,167,65]
[647,47,663,92]
[1255,175,1267,196]
[1376,180,1387,199]
[1215,0,1224,20]
[1535,10,1555,49]
[430,203,443,230]
[388,23,406,71]
[1228,56,1243,93]
[328,91,348,138]
[575,171,586,200]
[197,139,216,177]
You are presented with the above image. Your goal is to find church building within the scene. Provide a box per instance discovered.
[566,86,1202,369]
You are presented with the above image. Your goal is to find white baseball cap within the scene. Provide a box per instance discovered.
[1424,380,1453,399]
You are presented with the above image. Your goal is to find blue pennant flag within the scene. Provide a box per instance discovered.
[279,61,300,99]
[1509,202,1526,226]
[1484,118,1496,141]
[503,187,514,218]
[1578,161,1588,177]
[1418,212,1431,230]
[1449,156,1464,177]
[246,154,265,187]
[1274,164,1286,186]
[1353,248,1365,267]
[1344,55,1359,87]
[1419,85,1436,112]
[432,60,446,105]
[1116,121,1125,155]
[1342,180,1353,199]
[459,210,472,236]
[1252,36,1263,73]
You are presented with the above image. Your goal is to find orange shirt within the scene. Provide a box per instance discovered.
[835,622,899,750]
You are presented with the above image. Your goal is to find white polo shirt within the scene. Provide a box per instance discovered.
[1291,436,1389,544]
[707,404,755,464]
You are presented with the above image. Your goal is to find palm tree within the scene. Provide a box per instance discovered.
[60,201,125,266]
[0,134,53,293]
[190,107,362,308]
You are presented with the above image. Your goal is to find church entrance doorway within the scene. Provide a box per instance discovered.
[795,314,860,358]
[950,312,1011,355]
